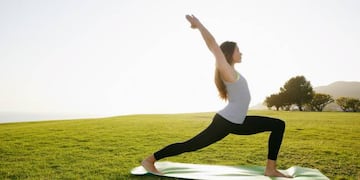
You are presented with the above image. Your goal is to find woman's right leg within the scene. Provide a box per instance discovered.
[142,114,231,173]
[154,114,231,160]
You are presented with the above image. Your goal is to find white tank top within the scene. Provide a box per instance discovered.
[218,72,251,124]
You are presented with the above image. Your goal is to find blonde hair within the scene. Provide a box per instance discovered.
[215,41,237,100]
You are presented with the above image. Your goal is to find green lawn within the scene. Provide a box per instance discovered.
[0,111,359,179]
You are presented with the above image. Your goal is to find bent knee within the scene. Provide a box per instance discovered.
[276,119,285,132]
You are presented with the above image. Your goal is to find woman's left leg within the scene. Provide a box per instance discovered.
[230,116,291,177]
[230,116,286,161]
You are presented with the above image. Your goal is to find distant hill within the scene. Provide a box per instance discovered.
[250,81,360,110]
[313,81,360,111]
[313,81,360,99]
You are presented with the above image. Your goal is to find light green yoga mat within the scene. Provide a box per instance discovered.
[131,161,329,180]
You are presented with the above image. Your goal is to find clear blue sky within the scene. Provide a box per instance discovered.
[1,0,359,119]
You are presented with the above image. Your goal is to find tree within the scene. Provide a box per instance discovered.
[264,91,292,111]
[336,97,350,111]
[265,93,283,111]
[347,98,360,112]
[336,97,360,112]
[308,93,334,112]
[280,76,314,111]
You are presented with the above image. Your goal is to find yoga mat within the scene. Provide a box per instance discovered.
[131,161,329,180]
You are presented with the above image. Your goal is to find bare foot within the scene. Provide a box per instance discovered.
[265,169,292,178]
[265,160,292,178]
[141,155,162,175]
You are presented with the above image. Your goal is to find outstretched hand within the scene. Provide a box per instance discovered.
[185,14,202,29]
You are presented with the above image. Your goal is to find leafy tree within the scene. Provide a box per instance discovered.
[347,98,360,112]
[280,76,314,111]
[336,97,360,112]
[265,93,282,111]
[336,97,350,111]
[264,92,292,111]
[308,93,334,112]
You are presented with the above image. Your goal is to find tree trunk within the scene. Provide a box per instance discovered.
[298,104,303,111]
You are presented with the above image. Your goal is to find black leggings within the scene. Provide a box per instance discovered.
[154,114,285,161]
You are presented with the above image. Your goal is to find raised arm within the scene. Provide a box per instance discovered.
[185,15,237,82]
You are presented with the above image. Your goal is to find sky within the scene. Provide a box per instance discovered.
[1,0,359,121]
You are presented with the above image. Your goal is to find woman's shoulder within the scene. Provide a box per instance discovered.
[223,71,241,85]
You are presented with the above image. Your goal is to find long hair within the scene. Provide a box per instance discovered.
[215,41,237,100]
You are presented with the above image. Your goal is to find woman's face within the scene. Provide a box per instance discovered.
[232,46,242,64]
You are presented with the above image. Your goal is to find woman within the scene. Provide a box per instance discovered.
[142,15,292,178]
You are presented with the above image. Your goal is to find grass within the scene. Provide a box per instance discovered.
[0,110,359,179]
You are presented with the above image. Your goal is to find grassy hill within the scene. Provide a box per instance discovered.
[0,111,359,179]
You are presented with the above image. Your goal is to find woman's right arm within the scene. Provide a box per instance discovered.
[185,15,237,82]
